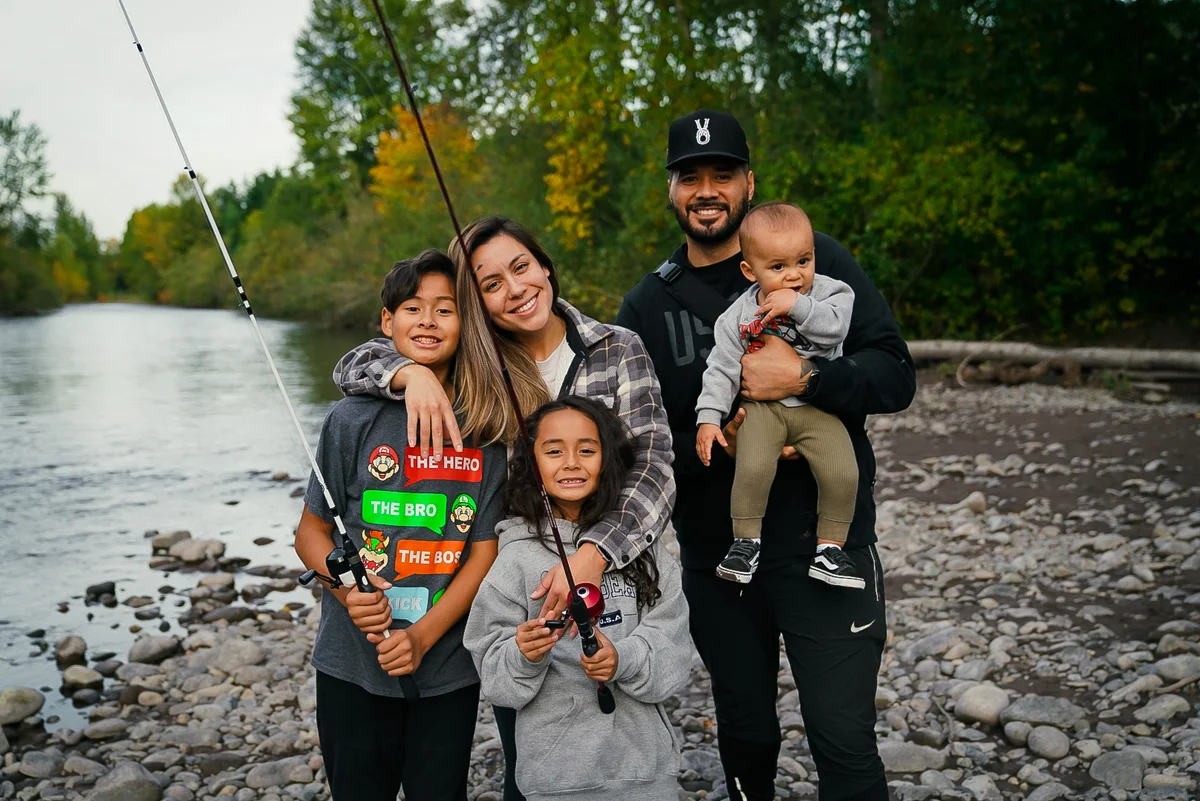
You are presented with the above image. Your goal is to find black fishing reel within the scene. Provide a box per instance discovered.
[297,533,421,700]
[297,542,355,592]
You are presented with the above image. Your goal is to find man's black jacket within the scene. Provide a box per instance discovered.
[615,233,916,570]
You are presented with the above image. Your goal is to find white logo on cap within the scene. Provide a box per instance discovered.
[695,118,711,146]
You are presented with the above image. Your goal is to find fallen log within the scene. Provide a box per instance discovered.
[908,341,1200,372]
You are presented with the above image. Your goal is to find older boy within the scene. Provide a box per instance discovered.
[295,250,506,801]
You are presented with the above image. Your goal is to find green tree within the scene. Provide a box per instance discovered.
[0,110,59,314]
[0,110,50,230]
[289,0,470,191]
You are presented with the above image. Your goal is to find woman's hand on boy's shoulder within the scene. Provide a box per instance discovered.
[396,364,463,460]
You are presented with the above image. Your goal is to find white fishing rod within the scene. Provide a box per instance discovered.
[114,0,418,698]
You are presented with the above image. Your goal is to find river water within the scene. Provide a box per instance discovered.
[0,303,363,726]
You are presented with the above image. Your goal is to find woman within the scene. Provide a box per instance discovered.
[333,216,675,801]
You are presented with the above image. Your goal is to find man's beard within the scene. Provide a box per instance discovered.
[670,192,751,246]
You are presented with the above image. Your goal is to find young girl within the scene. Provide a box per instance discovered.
[295,251,507,801]
[462,396,692,801]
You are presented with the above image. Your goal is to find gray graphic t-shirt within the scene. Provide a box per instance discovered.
[304,396,505,698]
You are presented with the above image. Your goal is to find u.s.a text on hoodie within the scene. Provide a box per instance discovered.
[463,518,692,801]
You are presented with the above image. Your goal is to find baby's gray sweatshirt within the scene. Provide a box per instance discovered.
[696,274,854,427]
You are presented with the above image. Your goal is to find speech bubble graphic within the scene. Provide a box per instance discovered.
[362,490,447,534]
[383,586,430,624]
[403,447,484,486]
[390,539,465,581]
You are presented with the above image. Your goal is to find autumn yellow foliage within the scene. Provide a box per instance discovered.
[370,104,482,216]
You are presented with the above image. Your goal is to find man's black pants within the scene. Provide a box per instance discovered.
[316,671,480,801]
[683,546,889,801]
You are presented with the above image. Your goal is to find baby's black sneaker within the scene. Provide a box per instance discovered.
[716,539,761,584]
[809,546,866,589]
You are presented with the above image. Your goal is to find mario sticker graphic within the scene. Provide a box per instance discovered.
[450,494,476,535]
[359,530,390,573]
[368,444,400,481]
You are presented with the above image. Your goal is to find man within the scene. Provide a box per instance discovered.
[616,110,915,801]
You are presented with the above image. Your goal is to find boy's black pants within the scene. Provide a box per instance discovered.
[683,546,889,801]
[316,671,479,801]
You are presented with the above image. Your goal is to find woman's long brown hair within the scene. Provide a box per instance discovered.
[450,216,561,445]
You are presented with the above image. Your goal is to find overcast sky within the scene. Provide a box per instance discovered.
[0,1,311,240]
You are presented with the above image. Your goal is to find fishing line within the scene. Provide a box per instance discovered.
[114,0,419,699]
[366,0,615,712]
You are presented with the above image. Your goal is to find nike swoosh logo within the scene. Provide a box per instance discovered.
[850,620,875,633]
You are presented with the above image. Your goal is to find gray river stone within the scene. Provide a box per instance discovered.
[0,686,45,725]
[83,718,129,740]
[901,627,988,663]
[152,530,191,551]
[878,741,947,773]
[1026,726,1070,760]
[160,726,222,750]
[63,755,105,775]
[213,638,265,673]
[1088,750,1147,791]
[54,635,87,667]
[128,634,181,664]
[169,537,224,563]
[997,694,1087,728]
[88,760,163,801]
[19,749,64,779]
[62,664,104,691]
[1152,654,1200,682]
[955,684,1010,726]
[245,756,309,789]
[1133,693,1191,723]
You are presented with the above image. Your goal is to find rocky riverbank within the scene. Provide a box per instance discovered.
[1,377,1197,801]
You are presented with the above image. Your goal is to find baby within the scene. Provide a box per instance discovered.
[695,201,863,588]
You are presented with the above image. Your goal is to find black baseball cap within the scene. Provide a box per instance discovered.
[665,109,750,170]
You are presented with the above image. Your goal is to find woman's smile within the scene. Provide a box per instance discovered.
[509,292,540,317]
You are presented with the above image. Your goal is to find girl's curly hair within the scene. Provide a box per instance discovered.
[506,395,661,610]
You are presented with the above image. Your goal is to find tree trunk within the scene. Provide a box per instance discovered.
[908,341,1200,372]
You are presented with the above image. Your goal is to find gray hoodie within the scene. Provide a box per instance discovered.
[463,518,692,801]
[696,273,855,426]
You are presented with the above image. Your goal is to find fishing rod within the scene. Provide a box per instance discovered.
[114,0,420,700]
[366,0,615,714]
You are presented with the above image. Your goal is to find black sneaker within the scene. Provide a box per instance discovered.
[809,547,866,589]
[716,539,761,583]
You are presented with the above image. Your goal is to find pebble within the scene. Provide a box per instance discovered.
[878,741,947,773]
[60,665,103,691]
[127,635,181,664]
[1133,694,1191,723]
[53,636,86,668]
[1026,726,1070,760]
[89,760,163,801]
[954,684,1009,726]
[1089,750,1148,791]
[0,687,44,725]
